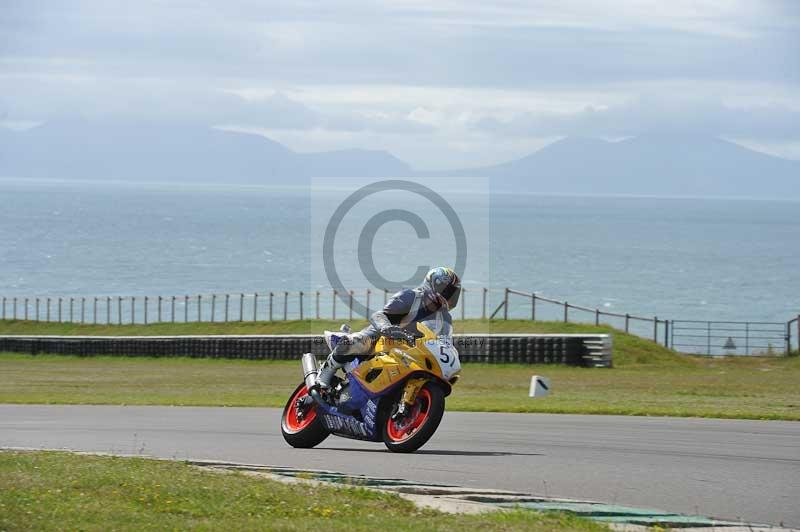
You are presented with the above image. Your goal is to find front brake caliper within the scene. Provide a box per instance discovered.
[401,378,427,408]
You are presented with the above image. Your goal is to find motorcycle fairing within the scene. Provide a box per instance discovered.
[347,323,452,396]
[317,377,381,441]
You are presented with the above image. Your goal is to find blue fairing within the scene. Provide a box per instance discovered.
[315,373,387,441]
[338,374,371,411]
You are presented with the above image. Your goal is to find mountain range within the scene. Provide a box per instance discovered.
[1,119,798,197]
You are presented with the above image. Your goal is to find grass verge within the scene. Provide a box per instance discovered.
[0,451,604,532]
[1,352,797,420]
[1,319,797,420]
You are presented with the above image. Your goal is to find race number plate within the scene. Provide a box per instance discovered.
[424,337,461,380]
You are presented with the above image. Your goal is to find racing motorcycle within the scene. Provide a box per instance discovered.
[280,311,461,453]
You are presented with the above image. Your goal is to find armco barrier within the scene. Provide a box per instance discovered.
[0,333,612,367]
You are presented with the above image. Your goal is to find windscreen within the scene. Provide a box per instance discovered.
[419,309,453,338]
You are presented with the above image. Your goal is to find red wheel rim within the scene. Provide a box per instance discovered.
[284,386,317,432]
[386,387,431,443]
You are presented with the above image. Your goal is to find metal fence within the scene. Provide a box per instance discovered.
[670,320,790,356]
[0,290,796,356]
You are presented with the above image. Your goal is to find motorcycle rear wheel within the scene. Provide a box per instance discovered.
[281,383,329,448]
[382,383,445,453]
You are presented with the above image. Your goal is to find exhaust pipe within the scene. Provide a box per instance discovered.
[301,353,319,391]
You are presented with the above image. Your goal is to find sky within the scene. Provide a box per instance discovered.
[1,0,799,169]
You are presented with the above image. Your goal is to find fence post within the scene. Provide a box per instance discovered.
[59,298,63,323]
[365,289,370,319]
[13,297,17,320]
[70,298,74,322]
[531,293,536,321]
[1,297,5,320]
[143,296,148,325]
[81,297,86,323]
[239,293,244,321]
[197,295,202,322]
[595,308,600,326]
[225,294,230,322]
[706,321,711,355]
[482,288,487,320]
[92,297,97,324]
[461,287,466,320]
[157,296,162,323]
[106,297,110,325]
[742,322,749,354]
[653,317,658,343]
[349,291,354,321]
[664,320,669,348]
[269,292,273,321]
[171,296,176,323]
[797,314,800,350]
[35,298,40,321]
[786,322,791,355]
[283,291,288,320]
[211,295,216,322]
[299,291,304,320]
[563,302,568,323]
[625,313,630,333]
[118,297,123,324]
[253,293,258,322]
[503,288,509,320]
[44,298,49,322]
[332,290,337,320]
[315,291,320,320]
[131,297,135,324]
[24,298,29,321]
[796,314,800,356]
[183,295,188,323]
[670,319,674,349]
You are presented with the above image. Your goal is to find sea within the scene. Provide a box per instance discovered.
[0,178,797,330]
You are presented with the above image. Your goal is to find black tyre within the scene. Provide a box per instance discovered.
[382,383,445,453]
[281,383,329,448]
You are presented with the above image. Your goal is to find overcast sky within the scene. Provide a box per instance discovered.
[2,0,799,169]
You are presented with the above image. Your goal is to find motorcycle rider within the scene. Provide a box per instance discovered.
[316,267,461,389]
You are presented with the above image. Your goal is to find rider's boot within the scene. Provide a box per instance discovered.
[316,354,343,389]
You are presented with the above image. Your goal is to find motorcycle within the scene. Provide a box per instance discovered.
[280,311,461,453]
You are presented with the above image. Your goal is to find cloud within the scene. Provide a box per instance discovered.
[1,1,798,167]
[2,0,798,88]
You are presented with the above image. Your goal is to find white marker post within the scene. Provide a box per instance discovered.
[529,375,551,397]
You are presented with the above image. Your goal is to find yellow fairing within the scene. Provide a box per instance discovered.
[351,323,445,395]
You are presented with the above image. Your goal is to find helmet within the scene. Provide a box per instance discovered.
[422,267,461,310]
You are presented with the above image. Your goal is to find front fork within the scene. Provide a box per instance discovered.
[393,377,427,420]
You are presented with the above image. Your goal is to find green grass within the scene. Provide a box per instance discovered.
[1,351,798,420]
[0,451,604,532]
[1,319,798,420]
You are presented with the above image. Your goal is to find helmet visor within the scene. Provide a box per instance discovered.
[441,284,460,310]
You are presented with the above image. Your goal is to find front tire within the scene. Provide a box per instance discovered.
[281,383,329,448]
[382,383,445,453]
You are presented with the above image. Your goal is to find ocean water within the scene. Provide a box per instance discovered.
[0,179,797,328]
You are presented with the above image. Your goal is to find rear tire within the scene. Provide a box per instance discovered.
[281,383,329,448]
[382,383,445,453]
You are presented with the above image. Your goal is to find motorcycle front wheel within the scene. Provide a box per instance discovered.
[281,383,329,448]
[382,383,445,453]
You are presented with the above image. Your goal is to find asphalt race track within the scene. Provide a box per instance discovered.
[1,405,798,527]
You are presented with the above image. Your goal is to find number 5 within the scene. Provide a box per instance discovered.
[439,346,450,365]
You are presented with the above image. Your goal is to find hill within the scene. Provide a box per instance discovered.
[466,133,800,197]
[0,119,410,183]
[2,120,798,197]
